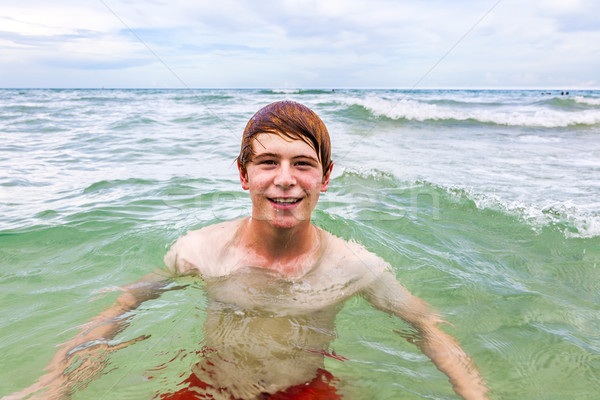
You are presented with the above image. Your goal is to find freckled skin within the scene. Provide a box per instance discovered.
[241,133,328,231]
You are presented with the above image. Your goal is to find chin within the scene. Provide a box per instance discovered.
[268,212,310,230]
[270,217,302,230]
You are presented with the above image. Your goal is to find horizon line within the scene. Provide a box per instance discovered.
[1,86,597,91]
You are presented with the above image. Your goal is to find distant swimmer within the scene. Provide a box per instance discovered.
[5,101,489,400]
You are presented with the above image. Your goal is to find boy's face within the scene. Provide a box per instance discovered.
[238,133,332,230]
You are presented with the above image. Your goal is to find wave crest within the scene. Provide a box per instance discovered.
[332,169,600,239]
[573,96,600,106]
[336,96,600,128]
[440,183,600,239]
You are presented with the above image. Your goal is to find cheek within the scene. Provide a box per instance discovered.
[301,178,324,195]
[247,176,272,196]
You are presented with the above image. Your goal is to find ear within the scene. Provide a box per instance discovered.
[320,162,333,192]
[238,160,249,190]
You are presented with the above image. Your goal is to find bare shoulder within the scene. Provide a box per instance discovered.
[164,218,245,276]
[317,229,390,283]
[318,230,421,317]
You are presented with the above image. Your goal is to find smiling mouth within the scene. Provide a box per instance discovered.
[268,197,302,205]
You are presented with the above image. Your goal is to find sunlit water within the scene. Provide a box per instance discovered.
[1,89,599,399]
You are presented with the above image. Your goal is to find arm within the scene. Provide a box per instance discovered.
[363,272,489,400]
[3,271,172,400]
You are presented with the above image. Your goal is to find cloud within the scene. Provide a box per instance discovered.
[1,0,599,88]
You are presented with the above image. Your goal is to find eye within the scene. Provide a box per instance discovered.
[258,159,277,166]
[295,160,316,168]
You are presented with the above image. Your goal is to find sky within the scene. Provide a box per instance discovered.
[1,0,599,89]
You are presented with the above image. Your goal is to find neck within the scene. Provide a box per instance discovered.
[239,217,320,273]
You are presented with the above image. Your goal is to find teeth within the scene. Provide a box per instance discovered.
[272,198,299,204]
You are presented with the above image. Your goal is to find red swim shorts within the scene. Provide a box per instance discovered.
[159,368,341,400]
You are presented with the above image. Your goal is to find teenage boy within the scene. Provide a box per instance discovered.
[160,101,488,399]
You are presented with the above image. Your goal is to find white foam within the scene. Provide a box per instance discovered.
[271,89,301,94]
[446,185,600,239]
[573,96,600,106]
[516,135,563,143]
[338,96,600,128]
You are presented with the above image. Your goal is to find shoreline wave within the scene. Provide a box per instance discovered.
[334,97,600,128]
[333,169,600,239]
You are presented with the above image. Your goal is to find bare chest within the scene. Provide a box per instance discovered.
[204,264,364,315]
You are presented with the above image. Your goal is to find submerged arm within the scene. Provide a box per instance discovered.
[364,272,489,400]
[3,271,173,400]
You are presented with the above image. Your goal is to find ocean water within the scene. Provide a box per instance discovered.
[1,88,599,399]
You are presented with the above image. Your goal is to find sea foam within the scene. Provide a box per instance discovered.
[573,96,600,106]
[337,95,600,128]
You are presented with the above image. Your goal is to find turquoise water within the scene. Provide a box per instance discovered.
[1,89,599,399]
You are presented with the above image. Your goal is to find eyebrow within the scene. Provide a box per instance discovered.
[253,153,319,162]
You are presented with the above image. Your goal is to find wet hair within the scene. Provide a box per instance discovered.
[237,101,332,175]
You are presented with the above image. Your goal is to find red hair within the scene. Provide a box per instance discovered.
[237,101,332,175]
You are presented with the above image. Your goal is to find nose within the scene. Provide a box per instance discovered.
[273,162,296,188]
